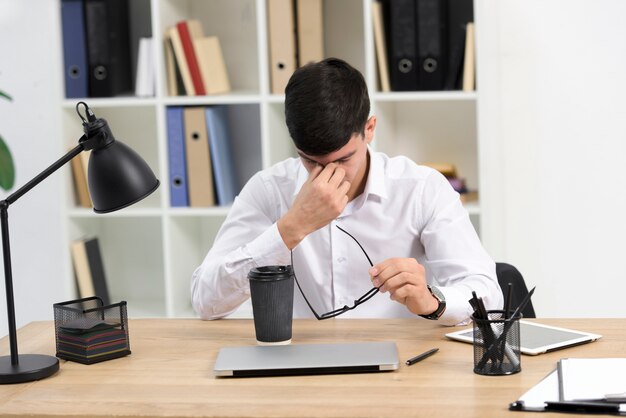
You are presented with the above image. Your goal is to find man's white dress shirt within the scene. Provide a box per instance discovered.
[191,150,502,325]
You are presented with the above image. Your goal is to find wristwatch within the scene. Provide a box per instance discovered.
[420,285,446,320]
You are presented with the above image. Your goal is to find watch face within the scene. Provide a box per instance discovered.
[430,285,445,303]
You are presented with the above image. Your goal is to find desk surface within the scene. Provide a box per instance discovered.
[0,318,623,418]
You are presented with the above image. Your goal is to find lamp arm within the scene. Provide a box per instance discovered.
[3,142,85,207]
[0,140,84,366]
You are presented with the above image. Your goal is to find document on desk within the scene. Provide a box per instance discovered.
[510,361,626,415]
[558,358,626,402]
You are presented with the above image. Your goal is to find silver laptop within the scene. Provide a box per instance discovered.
[445,321,602,356]
[214,341,399,377]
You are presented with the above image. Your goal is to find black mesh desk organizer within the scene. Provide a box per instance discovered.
[53,297,131,364]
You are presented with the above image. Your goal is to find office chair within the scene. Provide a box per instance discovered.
[496,262,536,318]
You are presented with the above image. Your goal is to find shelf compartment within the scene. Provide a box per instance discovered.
[158,0,260,95]
[374,100,479,192]
[68,217,166,318]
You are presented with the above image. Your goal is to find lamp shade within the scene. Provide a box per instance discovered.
[88,140,159,213]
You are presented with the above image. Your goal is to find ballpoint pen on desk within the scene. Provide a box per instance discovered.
[406,348,439,366]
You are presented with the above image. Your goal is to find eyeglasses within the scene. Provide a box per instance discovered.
[290,225,380,320]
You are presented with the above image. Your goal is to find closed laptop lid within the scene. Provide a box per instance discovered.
[214,341,399,377]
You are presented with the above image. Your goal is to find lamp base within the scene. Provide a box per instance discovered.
[0,354,59,384]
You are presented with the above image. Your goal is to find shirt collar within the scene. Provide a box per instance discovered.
[293,147,388,200]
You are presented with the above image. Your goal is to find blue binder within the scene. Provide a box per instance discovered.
[205,106,238,206]
[166,107,189,207]
[61,0,88,98]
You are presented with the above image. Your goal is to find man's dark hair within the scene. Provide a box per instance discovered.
[284,58,370,156]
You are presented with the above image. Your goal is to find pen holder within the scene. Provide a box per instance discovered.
[472,310,521,376]
[53,296,131,364]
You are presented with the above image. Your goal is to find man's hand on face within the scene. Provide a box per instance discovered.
[278,163,351,250]
[369,258,439,316]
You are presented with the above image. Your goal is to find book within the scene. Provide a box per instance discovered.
[134,37,154,97]
[267,0,297,94]
[176,20,206,96]
[70,150,92,208]
[70,239,95,300]
[164,32,181,96]
[372,0,391,92]
[462,22,475,91]
[84,237,110,306]
[84,0,132,97]
[296,0,324,67]
[194,37,231,95]
[205,106,238,206]
[60,0,88,98]
[70,237,110,305]
[183,107,215,206]
[166,106,189,207]
[167,25,195,96]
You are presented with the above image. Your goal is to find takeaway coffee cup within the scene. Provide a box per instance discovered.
[248,266,294,345]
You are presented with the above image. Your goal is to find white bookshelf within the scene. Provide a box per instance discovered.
[61,0,483,319]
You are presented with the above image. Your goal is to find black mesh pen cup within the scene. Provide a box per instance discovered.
[248,266,294,345]
[472,310,521,376]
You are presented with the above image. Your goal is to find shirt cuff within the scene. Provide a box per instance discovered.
[437,286,474,326]
[245,222,292,267]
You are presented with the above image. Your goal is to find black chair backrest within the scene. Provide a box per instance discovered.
[496,262,536,318]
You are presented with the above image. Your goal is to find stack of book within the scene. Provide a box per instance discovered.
[164,19,231,96]
[57,317,129,364]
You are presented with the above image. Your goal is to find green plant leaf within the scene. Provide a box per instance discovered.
[0,134,15,191]
[0,91,12,101]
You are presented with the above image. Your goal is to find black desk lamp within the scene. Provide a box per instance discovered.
[0,102,159,383]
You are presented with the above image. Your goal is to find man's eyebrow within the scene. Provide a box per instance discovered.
[297,150,357,164]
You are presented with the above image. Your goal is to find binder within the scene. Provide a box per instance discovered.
[61,0,88,98]
[205,106,238,206]
[84,237,110,306]
[183,107,215,207]
[176,20,206,96]
[84,0,132,97]
[166,107,189,207]
[372,0,391,92]
[296,0,324,67]
[415,0,447,90]
[384,0,419,91]
[167,25,195,96]
[267,0,297,94]
[194,37,231,95]
[444,0,473,90]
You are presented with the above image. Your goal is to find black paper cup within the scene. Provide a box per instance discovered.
[248,266,294,345]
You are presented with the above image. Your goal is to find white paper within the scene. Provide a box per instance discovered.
[517,369,560,408]
[559,358,626,402]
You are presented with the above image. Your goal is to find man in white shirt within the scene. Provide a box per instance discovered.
[191,58,502,325]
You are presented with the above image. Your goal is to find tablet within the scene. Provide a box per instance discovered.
[214,341,399,377]
[445,321,602,356]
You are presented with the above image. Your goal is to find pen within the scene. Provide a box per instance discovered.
[405,348,439,366]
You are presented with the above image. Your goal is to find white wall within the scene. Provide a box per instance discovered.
[479,0,626,317]
[0,0,69,337]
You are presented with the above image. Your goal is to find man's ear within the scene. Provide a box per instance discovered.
[364,115,377,145]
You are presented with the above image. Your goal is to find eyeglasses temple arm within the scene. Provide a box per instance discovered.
[290,250,323,320]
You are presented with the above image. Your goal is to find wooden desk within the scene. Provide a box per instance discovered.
[0,318,623,417]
